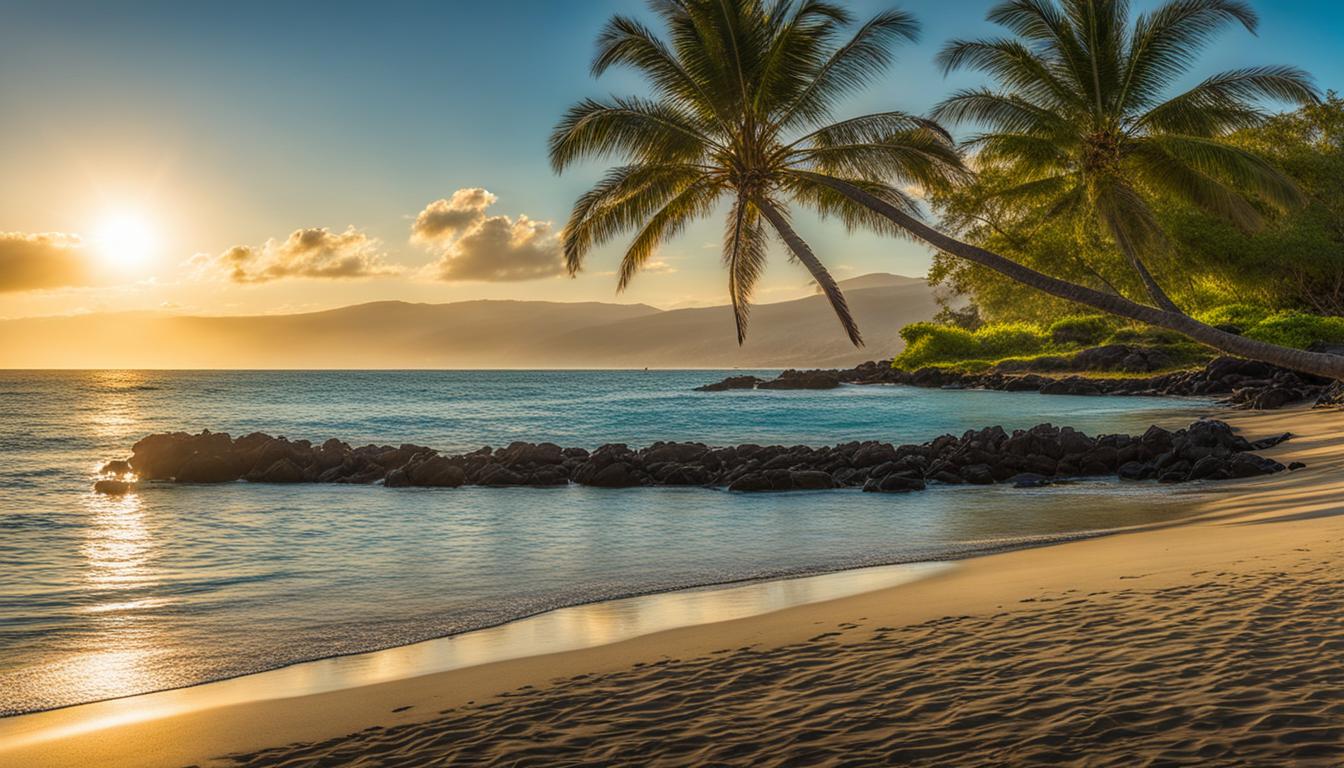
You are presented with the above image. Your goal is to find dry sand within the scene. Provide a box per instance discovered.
[4,406,1343,767]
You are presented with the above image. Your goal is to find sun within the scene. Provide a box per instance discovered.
[93,210,158,269]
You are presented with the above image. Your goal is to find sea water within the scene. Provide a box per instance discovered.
[0,370,1210,714]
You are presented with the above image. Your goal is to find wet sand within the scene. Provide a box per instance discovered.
[4,406,1342,767]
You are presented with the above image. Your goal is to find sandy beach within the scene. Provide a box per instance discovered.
[4,405,1342,768]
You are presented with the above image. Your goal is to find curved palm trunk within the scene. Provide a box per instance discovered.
[798,172,1344,380]
[755,197,864,347]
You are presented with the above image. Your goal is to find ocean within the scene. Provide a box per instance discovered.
[0,370,1210,714]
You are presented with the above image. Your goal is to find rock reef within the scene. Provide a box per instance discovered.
[97,419,1294,494]
[697,355,1340,411]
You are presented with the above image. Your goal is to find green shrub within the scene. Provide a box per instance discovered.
[1194,303,1273,330]
[894,322,1046,369]
[893,323,979,370]
[1048,315,1118,346]
[975,323,1049,357]
[1244,312,1344,349]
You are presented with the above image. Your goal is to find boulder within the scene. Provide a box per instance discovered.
[93,479,134,494]
[409,456,466,487]
[176,453,240,483]
[249,458,305,483]
[100,459,132,477]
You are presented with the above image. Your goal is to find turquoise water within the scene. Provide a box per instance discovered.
[0,370,1210,714]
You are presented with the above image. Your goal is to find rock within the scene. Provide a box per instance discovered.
[577,461,641,488]
[863,473,926,492]
[384,468,410,488]
[175,453,240,483]
[249,458,305,483]
[93,479,134,494]
[495,442,564,466]
[129,432,195,480]
[477,464,525,486]
[756,369,842,390]
[100,459,133,477]
[959,463,995,485]
[1117,461,1154,481]
[1253,386,1302,410]
[1248,432,1293,451]
[789,470,836,490]
[409,456,466,487]
[1009,472,1052,488]
[1288,461,1306,470]
[695,375,762,392]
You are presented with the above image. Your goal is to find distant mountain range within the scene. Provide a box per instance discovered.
[0,274,938,369]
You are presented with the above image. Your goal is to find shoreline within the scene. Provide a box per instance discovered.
[0,485,1205,722]
[2,405,1338,765]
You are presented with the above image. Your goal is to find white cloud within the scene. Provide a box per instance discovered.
[203,227,399,284]
[411,189,564,282]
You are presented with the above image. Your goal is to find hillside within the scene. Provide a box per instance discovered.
[0,274,937,368]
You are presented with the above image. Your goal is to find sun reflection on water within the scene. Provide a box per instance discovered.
[72,477,163,701]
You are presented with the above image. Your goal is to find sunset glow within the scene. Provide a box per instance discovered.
[92,211,157,271]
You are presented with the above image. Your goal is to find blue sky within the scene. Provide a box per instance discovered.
[2,0,1340,317]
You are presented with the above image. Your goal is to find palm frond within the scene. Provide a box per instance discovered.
[617,178,723,289]
[549,96,719,172]
[773,9,919,130]
[1118,0,1259,111]
[1134,66,1319,135]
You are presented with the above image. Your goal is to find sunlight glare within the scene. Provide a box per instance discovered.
[93,210,158,269]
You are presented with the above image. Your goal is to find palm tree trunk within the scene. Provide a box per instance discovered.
[1117,238,1185,314]
[798,171,1344,380]
[755,197,863,346]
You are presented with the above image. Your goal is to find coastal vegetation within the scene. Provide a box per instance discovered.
[552,0,1344,379]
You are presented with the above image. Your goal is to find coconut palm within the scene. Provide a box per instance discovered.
[554,0,1344,378]
[549,0,965,345]
[933,0,1317,314]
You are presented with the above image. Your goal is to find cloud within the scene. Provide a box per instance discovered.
[203,226,400,284]
[411,189,564,282]
[0,232,89,293]
[411,188,498,243]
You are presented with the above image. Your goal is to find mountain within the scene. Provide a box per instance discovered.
[0,273,938,368]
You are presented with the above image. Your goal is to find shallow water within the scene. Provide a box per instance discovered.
[0,370,1210,714]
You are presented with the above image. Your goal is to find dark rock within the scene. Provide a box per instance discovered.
[384,468,410,488]
[756,369,841,390]
[100,459,133,477]
[695,375,762,392]
[863,473,926,493]
[176,453,240,483]
[93,479,134,494]
[1117,461,1154,481]
[578,461,641,488]
[1009,472,1052,488]
[789,470,836,490]
[409,456,466,487]
[477,464,525,486]
[250,458,305,483]
[1288,461,1306,470]
[959,463,995,484]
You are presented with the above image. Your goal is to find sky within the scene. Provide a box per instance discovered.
[1,0,1341,319]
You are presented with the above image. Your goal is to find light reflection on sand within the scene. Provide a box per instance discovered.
[0,560,950,750]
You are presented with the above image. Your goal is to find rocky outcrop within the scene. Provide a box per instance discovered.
[698,356,1341,411]
[98,419,1294,494]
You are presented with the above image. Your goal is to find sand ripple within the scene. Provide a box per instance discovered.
[223,551,1343,767]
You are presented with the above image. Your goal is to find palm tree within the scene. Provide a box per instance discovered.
[549,0,965,345]
[933,0,1317,315]
[553,0,1344,379]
